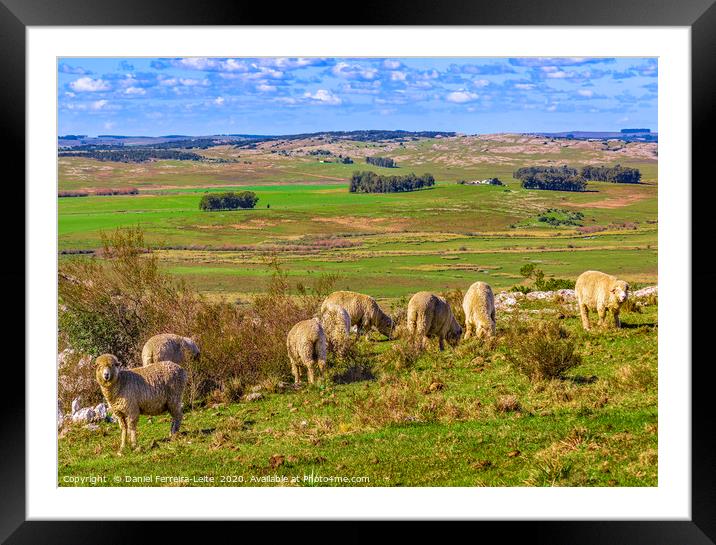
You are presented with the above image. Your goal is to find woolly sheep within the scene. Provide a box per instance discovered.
[286,318,327,385]
[407,291,463,350]
[320,302,351,350]
[321,291,393,339]
[575,270,630,330]
[141,333,200,367]
[95,354,187,454]
[462,281,496,339]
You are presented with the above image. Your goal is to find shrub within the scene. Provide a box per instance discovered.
[378,335,423,373]
[440,288,465,327]
[504,318,582,381]
[199,191,259,211]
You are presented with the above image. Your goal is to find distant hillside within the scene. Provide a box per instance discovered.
[58,130,456,149]
[529,130,657,143]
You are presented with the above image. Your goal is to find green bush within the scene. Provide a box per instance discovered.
[504,318,582,381]
[199,191,259,211]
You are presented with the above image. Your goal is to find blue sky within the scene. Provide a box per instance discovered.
[58,57,657,136]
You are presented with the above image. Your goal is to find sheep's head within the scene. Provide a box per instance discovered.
[378,312,394,339]
[611,280,630,305]
[446,316,463,347]
[95,354,120,386]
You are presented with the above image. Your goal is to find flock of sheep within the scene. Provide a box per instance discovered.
[93,269,630,454]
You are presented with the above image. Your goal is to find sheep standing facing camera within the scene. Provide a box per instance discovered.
[287,318,327,385]
[462,281,496,339]
[321,291,393,339]
[407,291,463,350]
[575,270,630,330]
[141,333,199,366]
[95,354,187,454]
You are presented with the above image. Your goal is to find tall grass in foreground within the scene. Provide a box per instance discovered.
[58,227,338,408]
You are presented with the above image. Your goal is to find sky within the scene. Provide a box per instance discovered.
[57,57,657,136]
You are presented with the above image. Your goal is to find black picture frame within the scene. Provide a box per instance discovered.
[3,0,712,542]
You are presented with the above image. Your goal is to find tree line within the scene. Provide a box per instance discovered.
[580,164,641,184]
[59,149,204,163]
[366,156,397,168]
[349,171,435,193]
[514,164,642,191]
[199,191,259,211]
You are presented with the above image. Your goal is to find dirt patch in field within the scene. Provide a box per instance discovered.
[566,193,647,209]
[312,216,409,232]
[195,219,292,230]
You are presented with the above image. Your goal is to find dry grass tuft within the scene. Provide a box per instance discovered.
[495,394,522,413]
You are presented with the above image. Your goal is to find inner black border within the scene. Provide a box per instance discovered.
[4,0,713,542]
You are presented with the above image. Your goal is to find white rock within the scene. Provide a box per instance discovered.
[633,286,657,298]
[71,397,81,414]
[71,407,96,424]
[94,403,108,421]
[244,392,264,402]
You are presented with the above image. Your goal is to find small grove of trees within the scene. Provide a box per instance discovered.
[199,191,259,211]
[513,166,587,192]
[511,263,575,293]
[580,164,641,184]
[366,156,397,168]
[349,171,435,193]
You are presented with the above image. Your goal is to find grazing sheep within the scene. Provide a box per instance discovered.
[321,291,393,339]
[575,270,630,330]
[95,354,187,454]
[407,291,463,350]
[320,302,351,351]
[141,334,199,367]
[463,281,496,339]
[286,318,327,385]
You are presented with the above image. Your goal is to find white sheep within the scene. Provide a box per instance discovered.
[286,318,327,385]
[141,333,200,366]
[407,291,463,350]
[320,302,351,352]
[462,281,496,339]
[95,354,187,454]
[575,270,630,330]
[321,291,393,338]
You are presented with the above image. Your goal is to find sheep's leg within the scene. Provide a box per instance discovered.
[613,310,621,329]
[117,415,127,454]
[169,404,183,435]
[579,303,591,331]
[490,309,496,335]
[597,305,607,328]
[290,357,301,384]
[439,336,445,351]
[463,320,473,340]
[306,361,316,385]
[127,415,140,452]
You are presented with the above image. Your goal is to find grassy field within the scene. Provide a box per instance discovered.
[57,133,658,486]
[58,302,657,487]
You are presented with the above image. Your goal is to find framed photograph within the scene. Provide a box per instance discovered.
[6,0,712,541]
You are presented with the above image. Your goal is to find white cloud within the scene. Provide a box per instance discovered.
[332,62,378,81]
[514,83,536,90]
[257,83,277,92]
[303,89,342,105]
[472,79,490,88]
[69,77,110,92]
[213,96,225,105]
[577,89,594,97]
[179,78,209,86]
[90,100,108,110]
[383,60,402,69]
[390,71,407,82]
[446,90,479,103]
[125,87,146,95]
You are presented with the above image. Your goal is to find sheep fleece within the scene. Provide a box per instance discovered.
[575,270,630,329]
[407,291,462,349]
[95,354,186,451]
[321,291,393,337]
[462,281,496,339]
[321,302,351,342]
[141,333,199,366]
[286,318,327,384]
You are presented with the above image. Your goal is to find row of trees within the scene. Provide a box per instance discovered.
[513,166,587,192]
[366,156,397,168]
[580,164,641,184]
[349,171,435,193]
[199,191,259,211]
[59,149,204,163]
